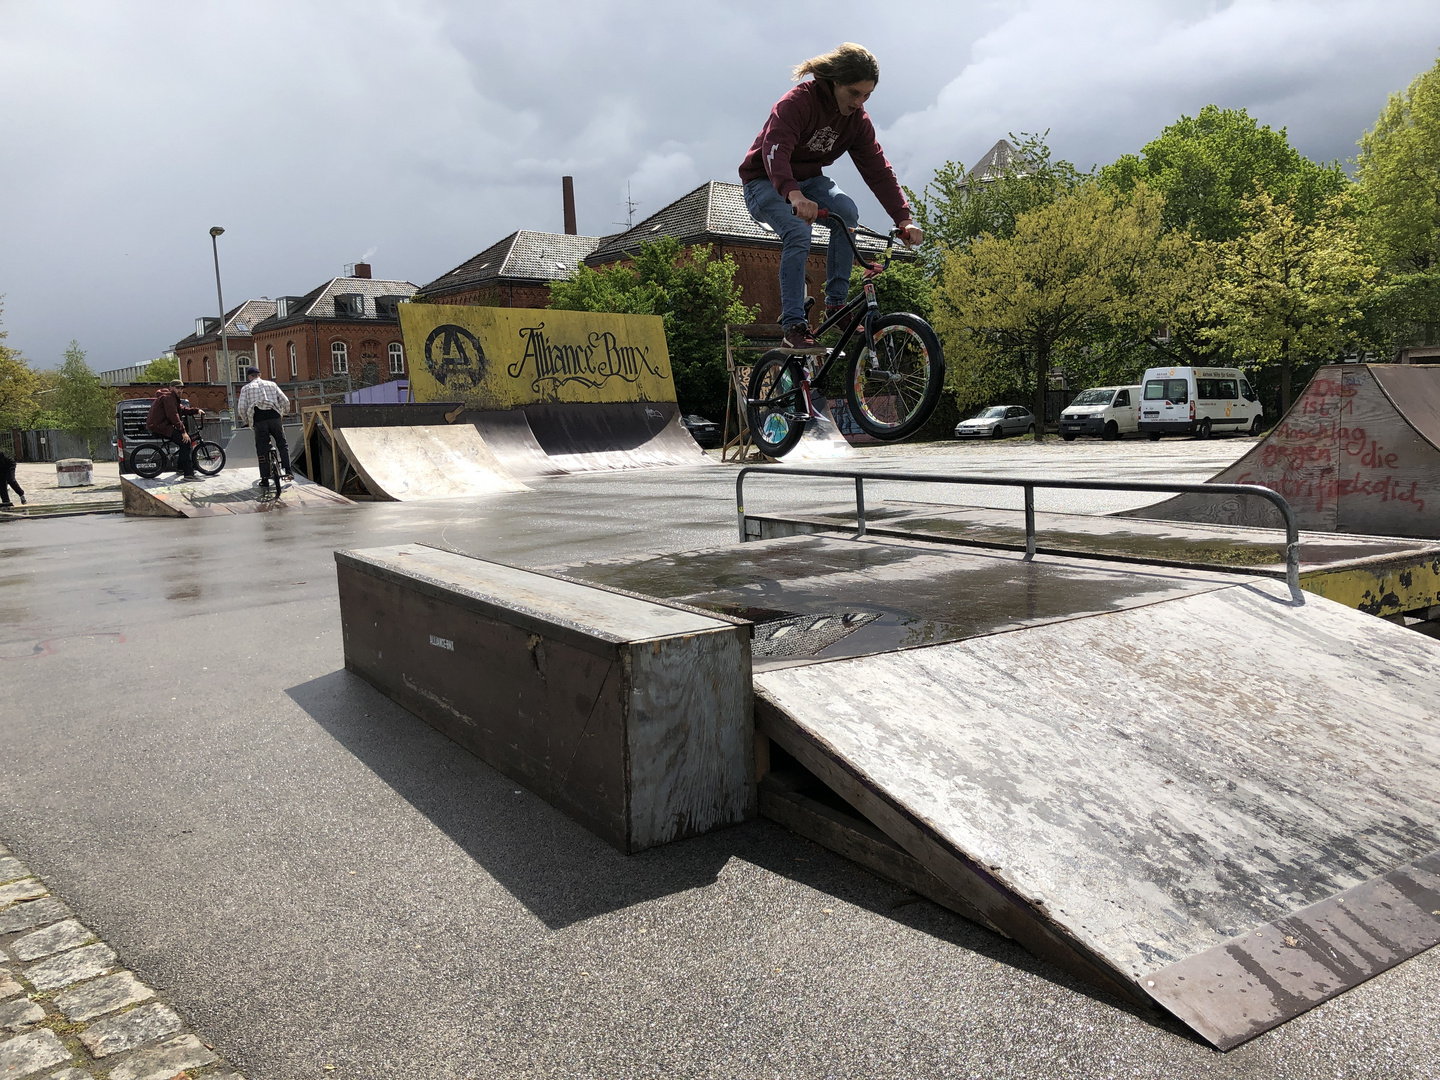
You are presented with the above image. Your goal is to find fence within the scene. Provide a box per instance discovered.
[14,428,117,462]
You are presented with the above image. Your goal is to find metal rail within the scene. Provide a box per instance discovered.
[735,466,1304,602]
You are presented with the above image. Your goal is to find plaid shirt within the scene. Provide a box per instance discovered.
[237,378,291,427]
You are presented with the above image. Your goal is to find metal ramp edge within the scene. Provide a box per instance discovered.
[749,581,1440,1050]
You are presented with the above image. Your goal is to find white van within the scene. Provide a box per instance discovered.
[1138,366,1264,439]
[1059,385,1140,441]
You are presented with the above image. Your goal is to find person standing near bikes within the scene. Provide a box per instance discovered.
[145,380,205,481]
[237,366,293,491]
[739,42,924,353]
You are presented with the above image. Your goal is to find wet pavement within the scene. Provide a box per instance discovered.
[2,436,1438,1080]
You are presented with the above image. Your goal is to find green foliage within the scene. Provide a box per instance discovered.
[52,342,119,444]
[1206,190,1376,409]
[846,257,933,321]
[935,182,1193,438]
[137,355,180,383]
[1101,105,1348,242]
[549,237,755,420]
[905,134,1090,275]
[0,297,41,429]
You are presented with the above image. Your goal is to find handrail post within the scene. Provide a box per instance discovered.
[736,468,748,542]
[1023,484,1036,561]
[855,477,866,538]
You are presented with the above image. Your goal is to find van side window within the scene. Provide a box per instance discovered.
[1113,389,1129,406]
[1217,379,1238,399]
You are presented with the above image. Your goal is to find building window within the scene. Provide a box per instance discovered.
[288,342,297,378]
[203,356,211,382]
[389,342,405,374]
[267,345,275,380]
[332,341,348,374]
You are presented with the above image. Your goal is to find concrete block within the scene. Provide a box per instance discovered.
[77,1002,182,1057]
[24,943,116,991]
[337,544,754,853]
[0,859,27,885]
[45,1069,92,1080]
[12,921,93,962]
[0,1029,69,1077]
[55,460,93,488]
[106,1033,218,1080]
[0,971,21,999]
[55,971,153,1022]
[0,899,69,935]
[0,881,48,907]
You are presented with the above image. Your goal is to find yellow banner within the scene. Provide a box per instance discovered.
[399,304,676,408]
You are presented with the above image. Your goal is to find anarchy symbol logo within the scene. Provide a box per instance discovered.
[423,325,488,393]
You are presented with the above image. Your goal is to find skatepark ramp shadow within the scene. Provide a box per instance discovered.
[1127,364,1440,538]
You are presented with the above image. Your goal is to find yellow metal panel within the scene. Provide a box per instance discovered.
[399,304,676,408]
[1302,555,1440,616]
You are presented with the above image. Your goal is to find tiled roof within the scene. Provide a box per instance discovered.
[172,298,275,350]
[417,231,601,297]
[251,276,419,331]
[587,180,893,264]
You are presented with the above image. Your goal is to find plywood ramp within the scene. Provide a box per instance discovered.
[753,580,1440,1050]
[333,424,529,501]
[122,468,352,517]
[1129,364,1440,537]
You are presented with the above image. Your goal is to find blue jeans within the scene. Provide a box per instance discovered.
[743,175,858,328]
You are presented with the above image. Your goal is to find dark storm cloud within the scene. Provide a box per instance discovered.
[0,0,1435,371]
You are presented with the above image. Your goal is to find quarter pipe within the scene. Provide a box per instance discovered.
[332,425,529,501]
[1130,364,1440,538]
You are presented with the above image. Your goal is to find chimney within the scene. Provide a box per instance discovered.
[353,262,372,279]
[562,176,577,236]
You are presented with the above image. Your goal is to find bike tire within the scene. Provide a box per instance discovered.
[130,445,164,479]
[844,313,945,441]
[192,441,226,477]
[269,446,284,491]
[747,350,808,458]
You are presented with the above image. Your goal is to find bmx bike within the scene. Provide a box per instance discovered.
[746,209,945,458]
[252,428,291,498]
[129,415,225,479]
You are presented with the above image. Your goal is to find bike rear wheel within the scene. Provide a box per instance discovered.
[845,313,945,440]
[130,445,165,479]
[192,441,226,476]
[747,350,808,458]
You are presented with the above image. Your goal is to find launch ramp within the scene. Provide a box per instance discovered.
[332,425,528,501]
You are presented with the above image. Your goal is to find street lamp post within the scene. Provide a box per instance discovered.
[209,226,235,423]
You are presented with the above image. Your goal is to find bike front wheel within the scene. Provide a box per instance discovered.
[845,313,945,440]
[192,441,226,476]
[747,350,808,458]
[129,445,164,479]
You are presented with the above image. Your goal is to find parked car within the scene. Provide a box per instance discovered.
[954,405,1036,439]
[1059,385,1140,441]
[1138,366,1263,439]
[681,414,721,449]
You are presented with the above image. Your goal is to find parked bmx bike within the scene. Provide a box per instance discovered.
[746,210,945,458]
[128,415,225,479]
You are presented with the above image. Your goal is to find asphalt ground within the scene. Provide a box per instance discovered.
[2,434,1437,1080]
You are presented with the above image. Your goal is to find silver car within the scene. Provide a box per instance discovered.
[954,405,1037,439]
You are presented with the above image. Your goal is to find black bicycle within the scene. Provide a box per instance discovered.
[746,210,945,457]
[129,415,225,479]
[257,431,289,498]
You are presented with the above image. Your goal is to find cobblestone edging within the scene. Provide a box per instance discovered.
[0,842,244,1080]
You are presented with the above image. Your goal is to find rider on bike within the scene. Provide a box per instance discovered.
[145,380,205,481]
[739,42,923,354]
[237,366,293,491]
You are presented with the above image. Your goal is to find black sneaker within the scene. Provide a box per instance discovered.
[782,324,825,354]
[17,493,24,504]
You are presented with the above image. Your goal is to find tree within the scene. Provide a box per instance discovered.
[0,298,40,429]
[935,182,1193,440]
[550,238,754,420]
[1207,190,1375,411]
[1355,58,1440,353]
[52,342,118,450]
[1102,105,1348,242]
[137,355,180,383]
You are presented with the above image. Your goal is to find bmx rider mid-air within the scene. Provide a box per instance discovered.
[739,42,924,354]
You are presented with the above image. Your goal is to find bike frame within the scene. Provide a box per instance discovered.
[754,212,906,420]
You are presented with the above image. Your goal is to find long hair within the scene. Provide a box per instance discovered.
[793,43,879,87]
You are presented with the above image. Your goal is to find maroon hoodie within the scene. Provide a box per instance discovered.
[739,78,911,224]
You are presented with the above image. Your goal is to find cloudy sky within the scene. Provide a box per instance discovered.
[1,0,1437,372]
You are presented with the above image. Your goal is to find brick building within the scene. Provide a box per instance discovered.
[587,180,899,325]
[173,298,276,385]
[248,264,418,388]
[415,231,600,307]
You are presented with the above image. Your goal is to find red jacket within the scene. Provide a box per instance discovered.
[739,79,911,224]
[145,388,198,438]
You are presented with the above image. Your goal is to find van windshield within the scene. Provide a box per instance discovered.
[1144,379,1188,404]
[1071,389,1114,406]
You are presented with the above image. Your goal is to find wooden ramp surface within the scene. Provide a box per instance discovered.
[122,467,352,517]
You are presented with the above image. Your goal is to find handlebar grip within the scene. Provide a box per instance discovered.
[815,208,829,220]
